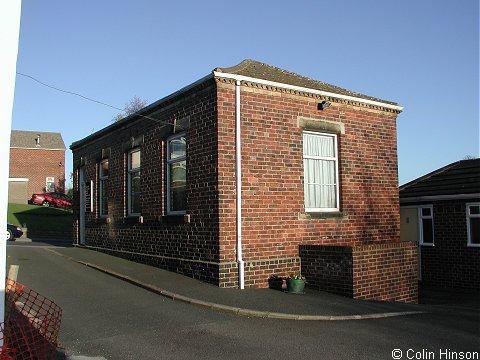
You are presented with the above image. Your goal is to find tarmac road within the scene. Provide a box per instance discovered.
[6,245,480,360]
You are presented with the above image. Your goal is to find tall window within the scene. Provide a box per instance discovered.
[46,177,55,192]
[419,206,434,245]
[167,134,186,214]
[303,132,339,212]
[128,149,141,216]
[99,159,109,217]
[466,203,480,247]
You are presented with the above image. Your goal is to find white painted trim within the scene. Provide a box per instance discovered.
[466,202,480,247]
[99,159,109,218]
[166,133,186,216]
[400,193,480,203]
[303,131,340,212]
[127,148,141,217]
[8,177,29,182]
[213,71,403,112]
[418,205,434,246]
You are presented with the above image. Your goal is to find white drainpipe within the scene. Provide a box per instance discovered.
[235,79,245,289]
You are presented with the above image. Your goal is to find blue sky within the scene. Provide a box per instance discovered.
[12,0,479,187]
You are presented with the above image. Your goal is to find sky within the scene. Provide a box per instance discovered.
[11,0,479,187]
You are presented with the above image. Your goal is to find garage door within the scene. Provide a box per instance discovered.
[8,179,29,204]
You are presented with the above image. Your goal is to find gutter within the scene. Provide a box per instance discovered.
[213,71,403,112]
[71,74,214,150]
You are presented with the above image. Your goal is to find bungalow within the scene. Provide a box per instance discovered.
[71,59,417,303]
[400,158,480,289]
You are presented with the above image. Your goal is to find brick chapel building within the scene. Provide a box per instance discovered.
[9,130,66,203]
[71,60,418,303]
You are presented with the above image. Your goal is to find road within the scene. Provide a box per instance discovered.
[6,244,480,359]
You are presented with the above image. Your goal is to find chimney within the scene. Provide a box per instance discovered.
[35,134,41,147]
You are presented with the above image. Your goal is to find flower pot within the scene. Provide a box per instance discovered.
[287,279,305,294]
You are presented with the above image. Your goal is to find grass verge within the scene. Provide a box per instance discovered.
[7,203,73,232]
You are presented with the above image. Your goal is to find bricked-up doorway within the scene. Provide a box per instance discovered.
[79,168,85,245]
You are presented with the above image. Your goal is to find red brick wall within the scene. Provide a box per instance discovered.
[216,79,403,288]
[72,80,221,284]
[72,77,413,299]
[352,242,418,303]
[9,148,66,197]
[299,243,417,303]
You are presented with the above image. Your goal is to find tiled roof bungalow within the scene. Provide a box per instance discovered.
[400,158,480,289]
[71,60,417,303]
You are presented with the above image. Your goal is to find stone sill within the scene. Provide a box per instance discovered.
[298,212,347,220]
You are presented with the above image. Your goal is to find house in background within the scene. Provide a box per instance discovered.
[71,59,417,303]
[400,158,480,289]
[9,130,66,204]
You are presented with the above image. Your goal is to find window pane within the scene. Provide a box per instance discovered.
[304,158,336,208]
[101,160,109,177]
[303,133,335,158]
[130,150,141,170]
[170,160,186,212]
[100,180,108,216]
[469,205,480,215]
[470,218,480,244]
[422,208,431,217]
[169,136,186,159]
[422,218,434,244]
[130,171,141,214]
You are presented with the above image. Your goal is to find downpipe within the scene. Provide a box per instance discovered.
[235,80,245,289]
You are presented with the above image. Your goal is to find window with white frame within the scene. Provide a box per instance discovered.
[419,206,434,245]
[128,149,141,216]
[46,177,55,192]
[166,134,186,214]
[466,203,480,247]
[99,159,109,217]
[303,131,339,212]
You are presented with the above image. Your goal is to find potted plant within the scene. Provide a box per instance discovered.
[286,272,305,294]
[268,275,284,291]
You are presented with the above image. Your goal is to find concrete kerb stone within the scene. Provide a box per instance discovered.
[46,248,426,321]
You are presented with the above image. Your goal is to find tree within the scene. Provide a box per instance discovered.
[112,96,148,122]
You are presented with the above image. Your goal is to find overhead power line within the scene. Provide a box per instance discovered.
[16,72,173,126]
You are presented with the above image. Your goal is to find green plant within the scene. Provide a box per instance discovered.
[288,272,305,281]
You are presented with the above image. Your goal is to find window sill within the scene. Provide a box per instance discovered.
[467,244,480,248]
[158,214,191,224]
[96,217,111,225]
[123,216,143,225]
[420,243,435,247]
[298,212,347,220]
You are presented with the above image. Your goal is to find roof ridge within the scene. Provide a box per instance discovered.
[399,159,480,190]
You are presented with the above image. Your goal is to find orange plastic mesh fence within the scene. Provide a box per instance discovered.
[0,279,62,360]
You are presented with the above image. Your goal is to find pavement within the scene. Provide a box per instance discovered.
[42,246,430,321]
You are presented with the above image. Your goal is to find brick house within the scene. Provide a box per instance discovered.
[9,130,66,203]
[400,158,480,289]
[71,59,417,303]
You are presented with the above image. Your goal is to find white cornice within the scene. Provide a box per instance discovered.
[213,71,403,112]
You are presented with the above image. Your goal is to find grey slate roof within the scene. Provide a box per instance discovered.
[10,130,66,150]
[399,159,480,199]
[72,59,400,149]
[215,59,399,106]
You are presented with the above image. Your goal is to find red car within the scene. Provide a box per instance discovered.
[29,192,72,209]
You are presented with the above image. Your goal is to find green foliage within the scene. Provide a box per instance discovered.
[288,272,305,281]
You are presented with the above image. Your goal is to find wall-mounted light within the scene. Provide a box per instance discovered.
[318,100,332,110]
